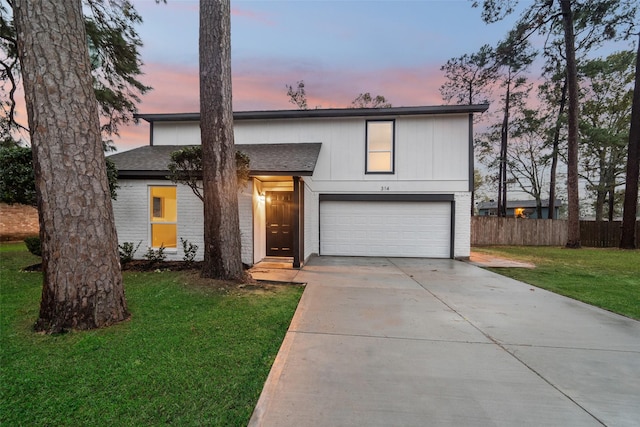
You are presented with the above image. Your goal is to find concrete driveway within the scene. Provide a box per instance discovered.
[249,257,640,427]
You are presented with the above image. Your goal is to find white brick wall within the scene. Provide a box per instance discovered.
[113,180,253,263]
[238,182,253,265]
[177,182,204,262]
[113,180,151,259]
[454,192,471,258]
[303,181,319,260]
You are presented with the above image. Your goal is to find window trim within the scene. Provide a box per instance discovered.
[365,119,395,174]
[149,185,178,249]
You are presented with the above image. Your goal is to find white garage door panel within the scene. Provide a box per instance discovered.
[320,201,450,258]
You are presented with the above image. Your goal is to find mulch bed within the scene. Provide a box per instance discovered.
[22,260,204,273]
[121,260,204,272]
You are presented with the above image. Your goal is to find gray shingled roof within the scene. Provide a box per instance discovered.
[108,143,322,178]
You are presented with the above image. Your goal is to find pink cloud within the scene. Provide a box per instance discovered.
[7,59,453,152]
[116,122,149,151]
[114,59,453,150]
[136,64,200,113]
[231,7,276,26]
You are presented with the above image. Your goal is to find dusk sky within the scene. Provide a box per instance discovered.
[5,1,631,151]
[115,0,529,151]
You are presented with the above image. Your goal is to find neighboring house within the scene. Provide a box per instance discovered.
[109,104,488,267]
[477,199,563,219]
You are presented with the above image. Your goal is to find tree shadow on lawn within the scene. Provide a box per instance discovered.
[22,260,304,294]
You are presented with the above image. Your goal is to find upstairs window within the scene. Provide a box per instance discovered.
[366,120,395,173]
[149,186,177,248]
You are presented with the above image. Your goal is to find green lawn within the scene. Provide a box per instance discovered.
[0,242,303,426]
[473,246,640,320]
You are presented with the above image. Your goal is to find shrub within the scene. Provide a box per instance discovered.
[0,145,118,204]
[118,241,142,264]
[180,238,198,264]
[143,245,167,264]
[24,236,41,257]
[0,146,36,206]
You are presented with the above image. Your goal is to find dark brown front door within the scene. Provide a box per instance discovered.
[266,191,293,256]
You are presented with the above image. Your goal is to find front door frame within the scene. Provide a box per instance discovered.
[254,176,304,268]
[266,191,294,257]
[292,176,303,268]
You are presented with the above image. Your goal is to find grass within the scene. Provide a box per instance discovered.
[0,242,303,426]
[473,246,640,320]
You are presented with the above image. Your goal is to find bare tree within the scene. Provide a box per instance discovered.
[507,109,552,218]
[440,44,496,106]
[440,44,495,215]
[475,0,638,243]
[538,43,568,220]
[13,0,128,332]
[494,33,535,217]
[286,80,308,110]
[199,0,244,280]
[351,93,392,108]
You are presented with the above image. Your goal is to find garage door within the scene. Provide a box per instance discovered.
[320,201,451,258]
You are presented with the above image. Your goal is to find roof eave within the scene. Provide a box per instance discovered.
[118,170,169,179]
[118,170,314,179]
[135,104,490,123]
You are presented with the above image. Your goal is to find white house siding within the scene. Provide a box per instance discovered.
[144,112,474,260]
[152,116,470,192]
[152,122,201,146]
[303,180,319,261]
[238,182,254,265]
[177,182,205,262]
[113,179,254,264]
[113,180,149,259]
[453,192,471,258]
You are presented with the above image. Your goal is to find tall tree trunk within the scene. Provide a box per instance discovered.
[559,0,581,248]
[498,81,510,217]
[620,33,640,249]
[536,198,543,219]
[548,77,567,219]
[13,0,128,333]
[199,0,244,280]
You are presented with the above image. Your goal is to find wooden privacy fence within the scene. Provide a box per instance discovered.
[579,221,640,247]
[471,217,567,246]
[471,216,640,247]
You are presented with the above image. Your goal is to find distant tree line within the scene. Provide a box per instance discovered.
[442,0,639,248]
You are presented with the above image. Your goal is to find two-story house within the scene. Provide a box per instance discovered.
[109,104,488,267]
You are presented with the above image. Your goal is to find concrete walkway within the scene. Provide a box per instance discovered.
[249,257,640,427]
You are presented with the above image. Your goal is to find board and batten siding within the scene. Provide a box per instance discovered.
[151,115,471,193]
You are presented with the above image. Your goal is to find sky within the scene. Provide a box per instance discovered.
[115,0,526,151]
